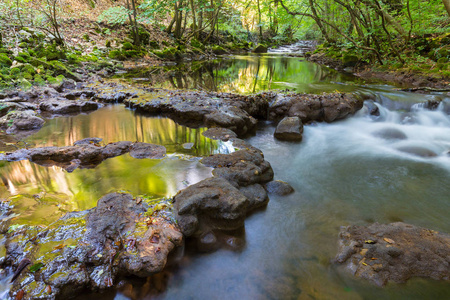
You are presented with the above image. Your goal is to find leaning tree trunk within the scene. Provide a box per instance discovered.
[443,0,450,17]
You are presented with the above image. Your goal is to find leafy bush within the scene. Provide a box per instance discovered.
[98,6,130,25]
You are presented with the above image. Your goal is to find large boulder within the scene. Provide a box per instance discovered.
[335,222,450,286]
[173,177,249,236]
[5,193,183,299]
[253,44,268,53]
[274,116,303,141]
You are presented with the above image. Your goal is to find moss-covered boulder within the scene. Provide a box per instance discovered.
[108,50,125,60]
[30,58,81,81]
[342,53,359,67]
[153,47,180,60]
[0,53,12,67]
[212,45,227,55]
[122,42,134,50]
[252,44,268,53]
[149,40,159,49]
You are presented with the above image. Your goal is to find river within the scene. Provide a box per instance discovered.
[1,51,449,299]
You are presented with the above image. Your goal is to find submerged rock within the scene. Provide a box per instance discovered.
[274,116,303,141]
[3,193,182,299]
[335,222,450,286]
[396,145,437,157]
[372,128,407,140]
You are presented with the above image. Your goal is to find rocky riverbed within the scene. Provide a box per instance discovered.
[1,78,449,299]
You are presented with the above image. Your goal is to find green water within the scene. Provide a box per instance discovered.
[114,54,365,94]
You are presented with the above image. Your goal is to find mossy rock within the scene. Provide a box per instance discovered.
[342,54,359,67]
[252,44,268,53]
[83,34,90,42]
[108,50,124,60]
[67,53,83,64]
[0,53,12,67]
[20,64,36,75]
[162,41,169,46]
[10,67,20,76]
[17,78,32,90]
[86,55,99,62]
[34,74,45,86]
[105,40,111,48]
[153,47,180,60]
[122,42,133,51]
[437,57,449,64]
[22,72,33,80]
[30,58,81,81]
[138,29,151,44]
[18,42,28,48]
[149,41,159,49]
[212,45,227,55]
[124,50,141,58]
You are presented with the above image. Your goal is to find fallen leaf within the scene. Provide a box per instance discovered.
[46,285,52,294]
[53,244,64,250]
[365,240,376,244]
[383,237,395,244]
[15,289,24,300]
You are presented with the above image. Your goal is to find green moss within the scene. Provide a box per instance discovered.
[30,57,81,81]
[437,57,448,64]
[10,67,20,76]
[19,42,27,48]
[86,55,99,62]
[124,50,141,58]
[20,64,36,75]
[212,45,227,55]
[83,34,90,42]
[67,53,82,64]
[46,75,57,84]
[108,50,124,60]
[122,42,133,50]
[105,40,111,48]
[149,40,159,49]
[17,78,32,89]
[22,72,33,80]
[34,74,45,85]
[153,47,180,60]
[342,54,359,67]
[0,53,12,67]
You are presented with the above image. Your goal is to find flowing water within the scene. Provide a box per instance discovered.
[1,54,450,299]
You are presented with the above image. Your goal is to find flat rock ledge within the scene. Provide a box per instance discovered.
[335,222,450,286]
[0,140,166,172]
[2,193,182,300]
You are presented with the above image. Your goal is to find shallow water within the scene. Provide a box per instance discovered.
[1,54,450,299]
[113,54,366,94]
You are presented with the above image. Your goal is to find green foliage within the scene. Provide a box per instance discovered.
[98,6,130,25]
[0,53,12,67]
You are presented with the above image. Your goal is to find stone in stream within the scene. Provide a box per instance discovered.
[202,128,237,141]
[372,127,407,140]
[274,116,303,141]
[0,140,166,171]
[269,92,365,123]
[252,44,268,53]
[264,180,295,195]
[335,222,450,286]
[0,110,44,134]
[396,145,437,157]
[3,193,183,299]
[174,139,274,237]
[39,99,100,114]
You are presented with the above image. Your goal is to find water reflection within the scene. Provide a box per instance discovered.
[0,156,213,223]
[23,105,221,156]
[114,54,364,94]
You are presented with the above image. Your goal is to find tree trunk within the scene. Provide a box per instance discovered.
[443,0,450,17]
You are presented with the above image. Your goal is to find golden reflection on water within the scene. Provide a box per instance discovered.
[0,106,222,225]
[25,105,220,156]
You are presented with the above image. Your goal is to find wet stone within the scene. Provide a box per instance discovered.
[264,180,295,195]
[335,222,450,286]
[202,128,237,141]
[129,142,166,159]
[274,116,303,141]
